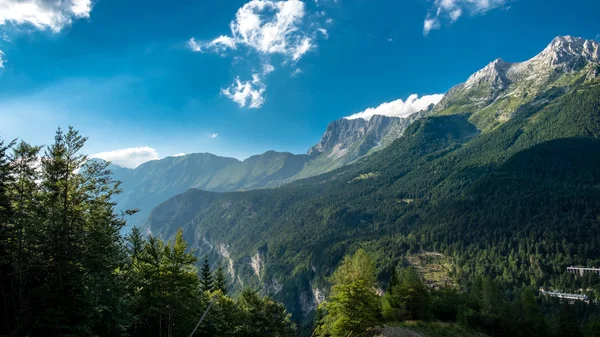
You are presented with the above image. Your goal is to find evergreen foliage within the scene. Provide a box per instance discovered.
[146,82,600,329]
[318,249,381,337]
[214,263,229,295]
[317,249,600,337]
[201,255,214,293]
[0,128,296,337]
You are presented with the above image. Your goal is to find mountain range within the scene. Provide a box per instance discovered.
[112,101,430,228]
[116,36,600,321]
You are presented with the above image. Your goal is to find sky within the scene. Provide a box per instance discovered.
[0,0,599,168]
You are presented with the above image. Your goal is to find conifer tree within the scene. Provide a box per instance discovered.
[201,256,214,293]
[319,249,380,337]
[9,141,42,334]
[0,137,15,336]
[390,267,430,320]
[214,263,228,295]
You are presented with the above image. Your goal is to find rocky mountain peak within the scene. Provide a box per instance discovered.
[465,58,513,90]
[308,117,371,156]
[532,35,599,68]
[308,114,408,157]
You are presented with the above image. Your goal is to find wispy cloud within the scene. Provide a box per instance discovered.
[0,50,5,69]
[291,68,302,77]
[188,0,330,108]
[423,0,509,36]
[345,94,444,120]
[210,133,219,139]
[91,146,159,169]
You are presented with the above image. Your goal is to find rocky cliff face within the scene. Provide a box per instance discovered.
[308,107,433,162]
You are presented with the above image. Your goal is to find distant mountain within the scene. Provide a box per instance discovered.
[111,151,311,229]
[113,106,432,229]
[142,36,600,320]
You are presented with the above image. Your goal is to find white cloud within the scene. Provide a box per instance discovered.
[292,37,312,61]
[0,50,5,69]
[189,0,331,108]
[210,133,219,138]
[423,18,440,36]
[318,28,328,38]
[291,68,302,77]
[172,153,187,157]
[0,0,92,33]
[91,146,159,169]
[424,0,508,35]
[189,0,317,62]
[262,63,275,75]
[450,8,463,22]
[188,38,202,52]
[222,75,267,108]
[188,36,237,54]
[345,94,444,120]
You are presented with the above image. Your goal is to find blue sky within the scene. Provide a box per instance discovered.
[0,0,598,167]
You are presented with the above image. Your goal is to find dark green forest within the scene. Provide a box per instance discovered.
[0,128,296,337]
[315,249,600,337]
[2,81,600,336]
[145,81,600,331]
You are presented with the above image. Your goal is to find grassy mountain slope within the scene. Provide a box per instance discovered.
[145,78,600,319]
[113,115,428,229]
[112,151,310,228]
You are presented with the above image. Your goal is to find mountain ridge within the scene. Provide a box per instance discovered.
[434,36,599,131]
[113,109,431,229]
[139,35,600,321]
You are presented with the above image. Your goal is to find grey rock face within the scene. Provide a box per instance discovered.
[435,36,600,113]
[308,108,432,162]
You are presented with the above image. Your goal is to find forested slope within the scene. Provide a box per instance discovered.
[146,79,600,319]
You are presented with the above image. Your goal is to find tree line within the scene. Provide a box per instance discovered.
[0,128,296,337]
[315,249,600,337]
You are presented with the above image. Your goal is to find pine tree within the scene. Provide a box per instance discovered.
[238,289,296,336]
[214,263,228,295]
[9,141,42,335]
[389,267,430,320]
[30,127,128,336]
[0,137,15,336]
[201,256,214,293]
[517,288,547,337]
[387,267,399,294]
[320,249,380,337]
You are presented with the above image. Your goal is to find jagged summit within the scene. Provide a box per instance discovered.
[535,36,600,66]
[435,35,600,125]
[465,58,513,90]
[466,36,600,90]
[308,115,400,156]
